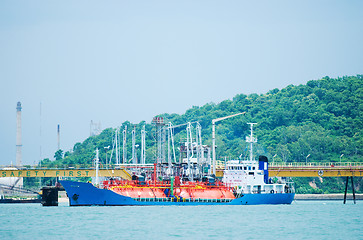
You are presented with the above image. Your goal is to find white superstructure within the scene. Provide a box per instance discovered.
[222,160,287,194]
[222,124,293,195]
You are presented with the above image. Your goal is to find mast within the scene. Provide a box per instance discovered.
[115,129,119,165]
[170,124,176,164]
[196,122,202,166]
[118,126,121,164]
[95,148,99,186]
[196,122,203,178]
[141,125,146,165]
[167,123,172,175]
[123,125,127,164]
[166,122,177,175]
[246,123,257,161]
[131,126,136,164]
[186,122,193,181]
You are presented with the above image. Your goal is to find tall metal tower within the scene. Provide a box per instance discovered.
[90,120,101,136]
[152,117,166,164]
[16,102,22,166]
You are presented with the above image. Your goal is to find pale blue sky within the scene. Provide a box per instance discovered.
[0,1,362,165]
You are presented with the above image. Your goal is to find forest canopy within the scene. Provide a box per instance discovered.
[35,75,362,193]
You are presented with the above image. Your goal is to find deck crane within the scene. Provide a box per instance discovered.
[166,122,177,173]
[166,121,199,177]
[212,112,246,175]
[167,121,198,163]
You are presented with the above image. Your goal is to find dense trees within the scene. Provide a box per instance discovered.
[40,75,362,193]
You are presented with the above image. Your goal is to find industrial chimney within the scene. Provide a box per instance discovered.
[16,102,22,166]
[57,124,60,150]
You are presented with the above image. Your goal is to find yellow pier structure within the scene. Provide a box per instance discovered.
[268,166,363,177]
[0,168,132,180]
[215,162,363,178]
[1,163,362,179]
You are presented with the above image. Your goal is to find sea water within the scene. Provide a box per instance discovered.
[0,201,361,240]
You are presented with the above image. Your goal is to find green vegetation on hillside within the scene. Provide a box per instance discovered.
[38,75,363,193]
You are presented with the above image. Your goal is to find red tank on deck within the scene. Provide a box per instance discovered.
[174,188,191,199]
[102,179,235,200]
[112,187,157,198]
[190,188,219,199]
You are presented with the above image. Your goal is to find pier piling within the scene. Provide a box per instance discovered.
[343,176,356,204]
[41,187,58,206]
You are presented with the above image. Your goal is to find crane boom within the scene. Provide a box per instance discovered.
[212,112,245,123]
[212,112,246,175]
[169,121,197,129]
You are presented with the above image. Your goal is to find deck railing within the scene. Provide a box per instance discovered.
[1,162,362,170]
[215,161,363,169]
[269,162,362,168]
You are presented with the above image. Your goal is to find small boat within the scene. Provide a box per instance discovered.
[0,198,41,204]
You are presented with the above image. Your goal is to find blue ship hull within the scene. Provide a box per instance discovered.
[60,180,295,206]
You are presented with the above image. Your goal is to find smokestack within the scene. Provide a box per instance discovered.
[16,102,22,166]
[57,124,60,150]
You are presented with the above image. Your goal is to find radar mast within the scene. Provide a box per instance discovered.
[246,123,257,161]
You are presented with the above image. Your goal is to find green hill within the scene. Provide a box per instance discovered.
[38,75,363,193]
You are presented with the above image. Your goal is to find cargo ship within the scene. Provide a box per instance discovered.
[61,122,295,206]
